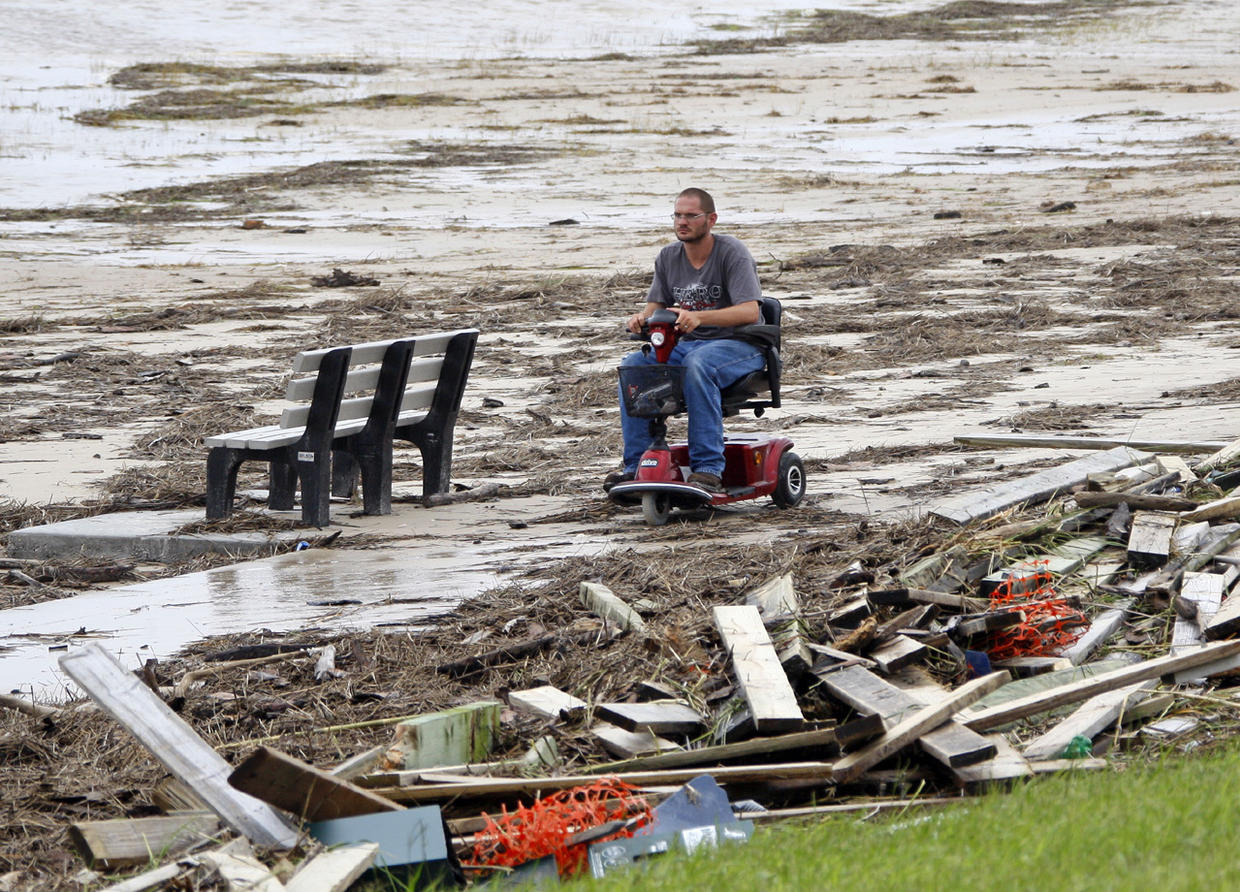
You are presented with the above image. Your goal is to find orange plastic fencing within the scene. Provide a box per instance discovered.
[468,778,653,877]
[986,560,1087,661]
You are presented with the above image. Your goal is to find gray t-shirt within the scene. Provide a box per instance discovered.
[646,233,762,340]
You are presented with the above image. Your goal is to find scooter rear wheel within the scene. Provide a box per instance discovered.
[642,492,671,526]
[773,451,806,508]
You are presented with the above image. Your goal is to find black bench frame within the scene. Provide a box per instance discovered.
[205,330,478,526]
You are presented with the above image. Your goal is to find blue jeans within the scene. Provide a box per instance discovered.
[620,338,764,476]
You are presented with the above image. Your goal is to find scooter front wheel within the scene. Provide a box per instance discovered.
[641,492,671,526]
[773,451,806,508]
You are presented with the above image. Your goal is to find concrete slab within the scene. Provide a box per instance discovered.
[5,509,307,562]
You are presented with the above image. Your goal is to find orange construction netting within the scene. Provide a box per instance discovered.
[986,560,1087,661]
[467,777,653,878]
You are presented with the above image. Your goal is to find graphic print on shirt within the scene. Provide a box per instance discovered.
[673,283,722,311]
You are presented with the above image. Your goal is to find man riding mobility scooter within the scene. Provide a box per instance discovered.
[607,297,805,525]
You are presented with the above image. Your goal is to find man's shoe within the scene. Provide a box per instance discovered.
[603,470,635,492]
[686,471,724,493]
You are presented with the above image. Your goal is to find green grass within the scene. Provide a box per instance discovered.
[582,744,1240,891]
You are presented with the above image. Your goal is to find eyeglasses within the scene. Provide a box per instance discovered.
[671,212,706,221]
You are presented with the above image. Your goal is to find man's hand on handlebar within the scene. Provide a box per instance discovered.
[626,312,647,333]
[672,308,701,334]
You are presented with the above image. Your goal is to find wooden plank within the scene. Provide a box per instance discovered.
[1020,681,1155,761]
[930,446,1147,525]
[508,685,587,721]
[831,671,1009,783]
[961,640,1240,731]
[819,664,919,718]
[286,356,444,401]
[994,656,1073,677]
[228,746,403,822]
[955,434,1223,454]
[372,762,838,803]
[101,862,187,892]
[284,842,380,892]
[897,546,970,590]
[918,721,997,768]
[592,723,681,760]
[1194,435,1240,473]
[713,605,804,733]
[1060,600,1133,665]
[870,635,927,675]
[1203,592,1240,640]
[826,596,872,628]
[585,725,853,774]
[1156,454,1199,484]
[1126,510,1178,568]
[580,582,647,634]
[595,701,704,736]
[68,812,220,869]
[58,645,298,849]
[199,848,285,891]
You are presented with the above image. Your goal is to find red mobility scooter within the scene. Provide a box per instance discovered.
[607,297,805,526]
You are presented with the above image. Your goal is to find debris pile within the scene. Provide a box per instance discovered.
[4,437,1240,889]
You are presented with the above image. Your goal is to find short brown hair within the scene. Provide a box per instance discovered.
[677,187,715,214]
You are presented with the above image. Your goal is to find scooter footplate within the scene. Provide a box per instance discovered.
[608,481,714,508]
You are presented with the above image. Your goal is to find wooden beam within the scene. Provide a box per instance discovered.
[284,842,380,892]
[867,587,989,613]
[372,762,838,803]
[1171,572,1226,661]
[930,446,1147,525]
[897,546,970,591]
[199,847,285,891]
[1020,681,1155,761]
[229,746,403,822]
[1194,436,1240,473]
[387,701,502,770]
[69,812,220,869]
[100,862,187,892]
[508,685,586,721]
[595,701,704,736]
[961,640,1240,731]
[1180,494,1240,524]
[955,434,1223,454]
[58,645,298,849]
[1061,600,1133,665]
[585,725,855,774]
[591,723,681,760]
[713,605,804,733]
[745,574,813,678]
[951,735,1032,789]
[870,635,927,675]
[831,671,1009,783]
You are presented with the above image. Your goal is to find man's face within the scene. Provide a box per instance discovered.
[673,196,715,243]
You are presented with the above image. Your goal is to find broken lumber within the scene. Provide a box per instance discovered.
[870,635,927,675]
[68,812,220,869]
[1181,494,1240,524]
[962,640,1240,731]
[744,574,813,678]
[592,723,681,760]
[1195,436,1240,473]
[58,644,298,849]
[284,842,380,892]
[1020,681,1154,761]
[580,581,647,634]
[1126,511,1178,568]
[951,735,1032,788]
[831,671,1010,783]
[930,445,1147,525]
[867,587,989,613]
[228,746,402,821]
[1071,491,1196,512]
[585,724,865,774]
[713,605,804,733]
[1060,599,1133,665]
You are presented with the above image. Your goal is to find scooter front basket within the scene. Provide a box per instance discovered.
[619,365,686,417]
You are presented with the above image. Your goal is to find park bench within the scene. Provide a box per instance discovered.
[205,329,479,526]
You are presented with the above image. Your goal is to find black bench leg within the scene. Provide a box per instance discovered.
[357,438,394,515]
[206,447,243,520]
[332,447,358,499]
[297,451,333,527]
[415,429,452,499]
[269,457,297,511]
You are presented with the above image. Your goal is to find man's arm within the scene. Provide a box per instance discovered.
[672,299,760,334]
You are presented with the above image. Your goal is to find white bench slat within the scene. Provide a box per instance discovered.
[279,382,437,429]
[291,329,476,373]
[216,410,433,452]
[284,356,445,402]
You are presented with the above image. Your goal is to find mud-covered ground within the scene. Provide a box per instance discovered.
[3,0,1240,885]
